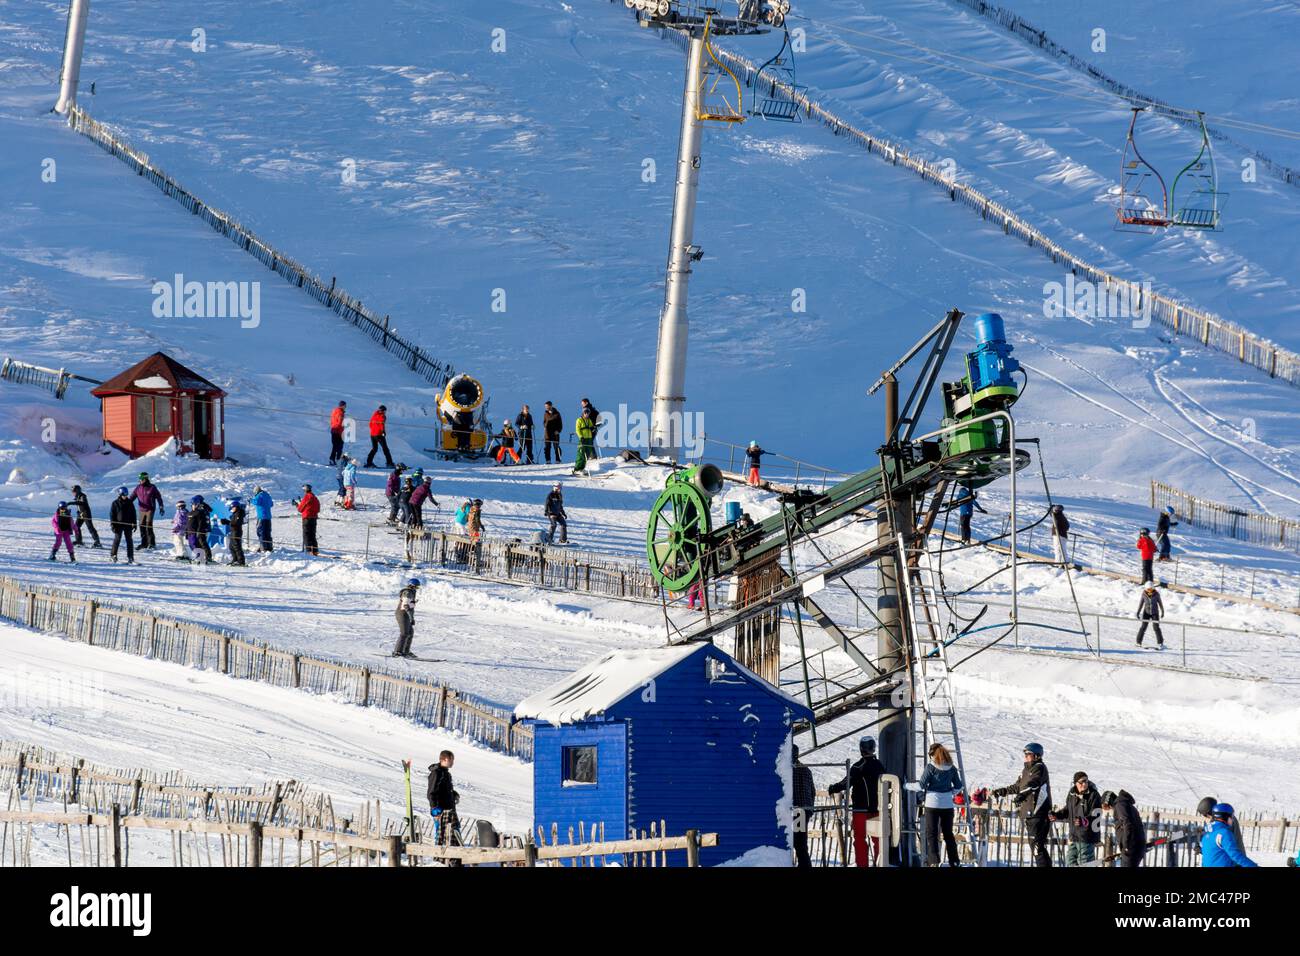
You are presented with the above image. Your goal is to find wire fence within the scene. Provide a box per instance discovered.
[655,28,1300,388]
[945,0,1300,189]
[1152,479,1300,553]
[63,106,456,390]
[0,575,533,761]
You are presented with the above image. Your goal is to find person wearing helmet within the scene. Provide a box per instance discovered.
[744,441,768,487]
[992,743,1053,867]
[397,475,415,527]
[385,463,407,525]
[828,736,886,866]
[69,485,101,548]
[171,499,191,561]
[1135,580,1165,648]
[392,578,421,657]
[1050,503,1071,565]
[493,419,520,466]
[251,486,274,551]
[1100,789,1146,867]
[515,404,535,464]
[1136,528,1157,584]
[294,483,321,555]
[341,456,358,510]
[954,486,987,545]
[467,498,485,541]
[408,475,437,529]
[1155,504,1178,562]
[365,405,395,469]
[544,483,568,545]
[1201,803,1256,867]
[109,487,137,564]
[228,497,247,566]
[132,472,164,550]
[186,495,213,563]
[49,501,76,562]
[1196,796,1244,857]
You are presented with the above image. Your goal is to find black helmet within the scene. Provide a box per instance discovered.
[859,735,876,755]
[1100,790,1119,807]
[397,462,407,471]
[71,484,82,494]
[1196,796,1217,817]
[473,498,483,505]
[1140,527,1150,534]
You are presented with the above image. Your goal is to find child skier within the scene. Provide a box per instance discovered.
[1156,505,1177,561]
[392,577,420,657]
[745,441,767,487]
[341,456,358,510]
[171,499,191,560]
[49,502,76,562]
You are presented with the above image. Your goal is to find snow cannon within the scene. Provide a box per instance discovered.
[646,464,724,591]
[939,312,1024,480]
[436,374,490,458]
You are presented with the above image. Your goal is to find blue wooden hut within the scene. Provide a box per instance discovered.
[513,642,813,867]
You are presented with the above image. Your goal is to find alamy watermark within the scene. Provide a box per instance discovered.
[1042,274,1152,327]
[151,273,260,328]
[596,404,705,459]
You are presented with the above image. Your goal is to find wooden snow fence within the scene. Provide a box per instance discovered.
[1153,479,1300,553]
[0,576,533,761]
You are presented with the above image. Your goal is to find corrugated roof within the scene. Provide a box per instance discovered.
[91,351,225,397]
[514,643,812,726]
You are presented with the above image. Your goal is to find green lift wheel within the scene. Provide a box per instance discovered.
[646,464,724,591]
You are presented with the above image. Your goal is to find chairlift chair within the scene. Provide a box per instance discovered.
[1170,112,1225,230]
[1116,107,1171,231]
[696,14,747,123]
[747,24,802,122]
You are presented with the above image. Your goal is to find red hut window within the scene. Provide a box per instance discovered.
[134,395,170,433]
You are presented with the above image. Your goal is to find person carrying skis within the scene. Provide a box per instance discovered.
[109,487,137,564]
[955,486,986,546]
[187,495,213,564]
[251,486,274,551]
[328,400,347,465]
[828,735,886,867]
[992,742,1053,868]
[49,502,76,562]
[791,743,816,869]
[1135,580,1164,648]
[228,498,247,566]
[1156,505,1177,561]
[132,471,164,550]
[544,483,568,544]
[572,408,598,475]
[427,750,462,859]
[365,405,395,469]
[1201,803,1256,867]
[385,463,406,524]
[516,404,535,464]
[745,441,767,487]
[1050,503,1071,565]
[912,742,964,867]
[1051,771,1102,866]
[542,401,563,463]
[171,499,191,560]
[341,456,358,510]
[1136,528,1156,583]
[294,483,320,555]
[393,577,421,657]
[70,485,100,548]
[1101,790,1146,867]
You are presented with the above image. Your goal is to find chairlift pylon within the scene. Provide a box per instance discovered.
[696,14,746,124]
[1170,111,1225,230]
[1116,107,1171,231]
[747,24,802,122]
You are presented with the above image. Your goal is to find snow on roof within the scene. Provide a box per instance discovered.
[133,375,171,390]
[514,643,701,725]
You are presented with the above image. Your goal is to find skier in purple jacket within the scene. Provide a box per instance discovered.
[131,471,164,549]
[385,463,406,524]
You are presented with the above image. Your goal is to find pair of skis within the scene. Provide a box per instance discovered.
[1079,828,1189,866]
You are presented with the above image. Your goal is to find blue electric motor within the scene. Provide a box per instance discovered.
[967,312,1020,395]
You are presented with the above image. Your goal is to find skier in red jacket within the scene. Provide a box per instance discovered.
[1136,528,1156,584]
[294,483,321,555]
[328,400,347,465]
[365,405,395,469]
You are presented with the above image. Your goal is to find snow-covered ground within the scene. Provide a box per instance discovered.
[2,0,1300,858]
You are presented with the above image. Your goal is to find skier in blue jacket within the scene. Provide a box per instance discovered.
[955,486,986,545]
[1201,804,1257,867]
[251,486,274,551]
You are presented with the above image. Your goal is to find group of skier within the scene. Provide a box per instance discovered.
[795,737,1258,868]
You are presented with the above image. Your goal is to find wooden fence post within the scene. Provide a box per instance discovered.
[248,822,263,867]
[84,599,97,645]
[292,654,301,688]
[686,829,701,867]
[437,685,449,728]
[387,834,403,867]
[361,667,371,707]
[220,635,230,674]
[108,805,122,867]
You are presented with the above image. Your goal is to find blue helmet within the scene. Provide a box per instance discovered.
[1023,742,1044,758]
[230,498,243,507]
[1212,802,1235,818]
[57,501,67,509]
[407,577,422,587]
[191,495,204,505]
[117,486,129,496]
[1165,505,1175,515]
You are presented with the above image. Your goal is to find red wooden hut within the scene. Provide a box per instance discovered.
[91,352,226,460]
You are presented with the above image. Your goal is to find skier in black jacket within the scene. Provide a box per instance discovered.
[186,496,213,564]
[544,484,568,544]
[108,487,137,564]
[70,485,101,547]
[227,499,247,567]
[993,742,1053,867]
[1135,581,1164,648]
[1051,771,1102,865]
[1050,504,1071,564]
[792,743,816,869]
[828,735,886,866]
[542,402,563,463]
[427,750,462,860]
[1156,506,1177,561]
[515,405,535,464]
[1102,789,1146,867]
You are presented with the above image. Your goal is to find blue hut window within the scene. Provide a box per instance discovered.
[562,746,597,786]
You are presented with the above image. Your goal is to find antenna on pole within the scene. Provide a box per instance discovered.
[629,2,788,461]
[54,0,91,115]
